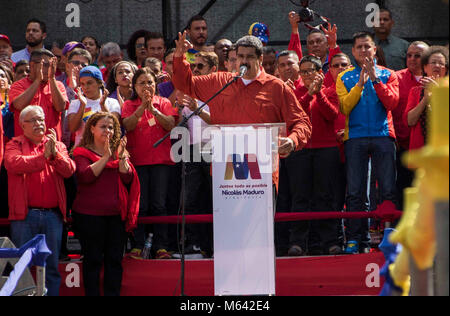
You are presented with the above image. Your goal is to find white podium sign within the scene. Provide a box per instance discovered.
[211,124,285,296]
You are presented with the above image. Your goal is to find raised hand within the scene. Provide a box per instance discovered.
[35,60,44,83]
[116,87,124,108]
[285,79,296,90]
[182,95,198,112]
[174,31,193,58]
[321,23,338,49]
[67,63,78,90]
[289,11,300,32]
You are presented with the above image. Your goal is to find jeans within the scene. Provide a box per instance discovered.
[344,137,397,244]
[10,209,63,296]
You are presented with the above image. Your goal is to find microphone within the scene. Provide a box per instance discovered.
[238,65,248,78]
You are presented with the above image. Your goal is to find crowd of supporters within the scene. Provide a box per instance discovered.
[0,8,448,296]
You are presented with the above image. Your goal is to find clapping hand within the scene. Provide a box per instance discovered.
[44,128,57,159]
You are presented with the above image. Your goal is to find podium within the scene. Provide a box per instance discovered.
[210,123,286,296]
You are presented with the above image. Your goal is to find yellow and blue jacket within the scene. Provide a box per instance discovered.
[336,64,399,141]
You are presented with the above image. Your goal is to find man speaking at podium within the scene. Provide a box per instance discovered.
[172,31,312,158]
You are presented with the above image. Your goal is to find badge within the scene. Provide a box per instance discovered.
[148,117,156,127]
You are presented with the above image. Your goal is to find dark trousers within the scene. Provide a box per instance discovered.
[395,146,414,211]
[135,164,172,251]
[279,147,340,251]
[344,137,397,244]
[73,213,126,296]
[184,151,213,253]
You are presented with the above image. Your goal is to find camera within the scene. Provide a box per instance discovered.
[298,0,314,22]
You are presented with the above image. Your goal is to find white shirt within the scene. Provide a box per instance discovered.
[67,96,121,145]
[182,101,210,145]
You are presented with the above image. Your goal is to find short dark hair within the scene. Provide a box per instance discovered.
[352,31,375,46]
[27,18,47,33]
[330,52,351,65]
[225,45,236,61]
[263,47,277,56]
[81,36,101,49]
[300,55,322,70]
[131,67,158,100]
[144,32,166,48]
[379,8,393,19]
[30,48,54,61]
[187,15,206,30]
[235,36,263,57]
[276,50,298,62]
[164,48,175,62]
[68,48,92,64]
[127,29,151,62]
[14,59,29,72]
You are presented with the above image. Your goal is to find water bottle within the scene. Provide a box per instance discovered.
[141,233,153,259]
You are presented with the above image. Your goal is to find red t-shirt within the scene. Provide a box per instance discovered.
[24,138,59,208]
[294,84,339,149]
[9,77,68,140]
[394,68,421,149]
[121,96,179,166]
[405,86,425,150]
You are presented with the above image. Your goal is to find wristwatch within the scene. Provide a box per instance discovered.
[373,77,381,85]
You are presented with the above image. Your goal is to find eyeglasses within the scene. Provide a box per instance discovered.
[135,43,146,49]
[429,61,447,67]
[331,63,349,68]
[70,60,88,67]
[24,117,45,124]
[190,63,207,71]
[300,69,317,75]
[407,53,421,59]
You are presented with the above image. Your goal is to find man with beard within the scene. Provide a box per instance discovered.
[185,15,208,64]
[12,19,47,63]
[9,49,68,141]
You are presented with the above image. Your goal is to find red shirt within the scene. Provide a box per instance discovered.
[72,153,133,216]
[9,77,68,140]
[122,96,179,166]
[294,83,339,149]
[394,68,421,149]
[405,86,425,150]
[0,108,3,165]
[25,138,59,208]
[172,56,312,151]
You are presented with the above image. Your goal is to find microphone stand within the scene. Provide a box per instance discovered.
[153,73,243,296]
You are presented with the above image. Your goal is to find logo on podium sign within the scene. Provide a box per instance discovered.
[224,154,262,180]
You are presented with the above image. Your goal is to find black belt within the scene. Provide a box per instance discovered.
[28,207,59,212]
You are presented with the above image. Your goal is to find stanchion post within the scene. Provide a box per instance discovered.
[36,266,46,296]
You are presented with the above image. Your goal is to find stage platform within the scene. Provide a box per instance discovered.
[58,252,385,296]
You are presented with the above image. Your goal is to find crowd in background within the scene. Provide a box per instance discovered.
[0,7,448,296]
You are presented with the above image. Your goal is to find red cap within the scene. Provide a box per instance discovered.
[0,34,11,45]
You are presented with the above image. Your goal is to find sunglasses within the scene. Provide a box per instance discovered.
[331,63,349,68]
[70,60,88,67]
[136,43,146,49]
[190,63,207,71]
[407,53,421,59]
